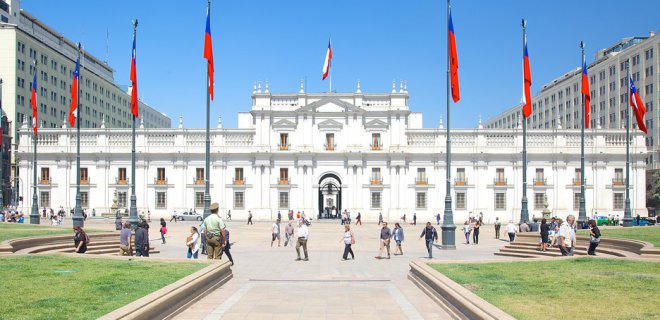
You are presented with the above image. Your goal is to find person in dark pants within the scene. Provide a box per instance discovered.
[247,211,253,225]
[223,227,234,265]
[135,222,150,257]
[494,217,501,239]
[159,218,167,244]
[73,226,88,254]
[472,221,480,244]
[419,222,438,259]
[341,224,355,260]
[412,213,417,226]
[587,219,601,255]
[539,218,550,251]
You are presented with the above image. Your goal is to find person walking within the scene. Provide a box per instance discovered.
[203,203,226,260]
[186,226,200,259]
[295,219,309,261]
[375,222,392,259]
[199,220,207,255]
[462,221,472,244]
[539,218,550,252]
[284,221,294,247]
[392,222,405,255]
[271,220,281,247]
[412,213,417,226]
[159,218,167,244]
[247,211,253,225]
[135,222,150,257]
[436,213,441,226]
[378,212,383,225]
[355,212,362,225]
[73,226,88,254]
[559,215,576,256]
[341,224,355,260]
[170,212,177,223]
[115,216,123,231]
[419,222,438,259]
[472,220,481,245]
[505,221,517,242]
[223,227,234,265]
[227,209,232,220]
[494,217,501,239]
[277,211,282,223]
[119,222,132,256]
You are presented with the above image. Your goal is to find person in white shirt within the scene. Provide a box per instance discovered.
[271,220,281,247]
[559,215,576,256]
[505,221,517,242]
[186,226,200,259]
[296,219,309,261]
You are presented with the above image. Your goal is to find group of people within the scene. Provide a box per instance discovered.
[462,219,481,244]
[0,206,24,223]
[538,215,601,256]
[376,222,439,259]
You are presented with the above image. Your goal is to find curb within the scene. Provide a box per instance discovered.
[408,260,515,320]
[100,260,233,320]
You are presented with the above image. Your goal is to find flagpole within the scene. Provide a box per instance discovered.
[441,0,456,250]
[203,0,212,220]
[578,41,587,225]
[30,60,39,224]
[519,19,529,225]
[0,78,3,208]
[129,20,139,230]
[623,60,632,227]
[73,43,84,228]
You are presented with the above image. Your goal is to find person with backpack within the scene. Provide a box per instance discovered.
[73,226,88,254]
[159,218,167,244]
[419,222,438,259]
[587,219,601,255]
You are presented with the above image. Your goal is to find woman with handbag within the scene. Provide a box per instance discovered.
[587,220,601,256]
[392,223,404,255]
[341,224,355,260]
[186,226,200,259]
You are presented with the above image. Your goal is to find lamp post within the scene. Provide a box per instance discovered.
[0,78,4,209]
[441,0,456,250]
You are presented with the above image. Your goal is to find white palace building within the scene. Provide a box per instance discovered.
[15,83,648,222]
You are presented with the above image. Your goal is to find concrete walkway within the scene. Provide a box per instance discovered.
[141,218,511,320]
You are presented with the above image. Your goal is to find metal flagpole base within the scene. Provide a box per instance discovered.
[73,194,84,228]
[441,195,456,250]
[203,194,211,219]
[30,193,39,224]
[622,199,633,227]
[129,194,138,229]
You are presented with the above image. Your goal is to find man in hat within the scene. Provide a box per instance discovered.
[203,203,226,260]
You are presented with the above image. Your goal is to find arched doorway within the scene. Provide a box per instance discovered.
[318,173,341,219]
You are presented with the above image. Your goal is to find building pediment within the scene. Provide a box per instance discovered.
[365,119,389,129]
[272,119,297,129]
[317,119,343,130]
[296,97,364,114]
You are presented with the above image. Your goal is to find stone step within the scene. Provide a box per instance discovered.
[505,243,628,257]
[499,247,564,257]
[493,252,540,259]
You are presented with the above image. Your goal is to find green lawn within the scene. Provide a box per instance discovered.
[432,258,660,320]
[0,255,208,319]
[0,223,105,243]
[577,226,660,247]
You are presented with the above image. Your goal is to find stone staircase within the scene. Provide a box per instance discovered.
[495,233,631,259]
[3,232,158,256]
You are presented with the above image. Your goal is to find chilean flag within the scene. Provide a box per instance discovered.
[30,71,38,135]
[130,33,139,118]
[522,33,532,118]
[203,5,214,101]
[629,76,648,134]
[581,61,590,128]
[322,38,332,80]
[68,58,80,127]
[448,9,460,103]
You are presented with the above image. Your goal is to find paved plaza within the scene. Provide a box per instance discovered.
[80,217,510,319]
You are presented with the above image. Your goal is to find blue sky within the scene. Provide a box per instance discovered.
[22,0,660,129]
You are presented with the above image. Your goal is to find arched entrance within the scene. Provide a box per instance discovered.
[318,173,341,219]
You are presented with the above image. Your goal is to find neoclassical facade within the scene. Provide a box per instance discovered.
[16,85,647,222]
